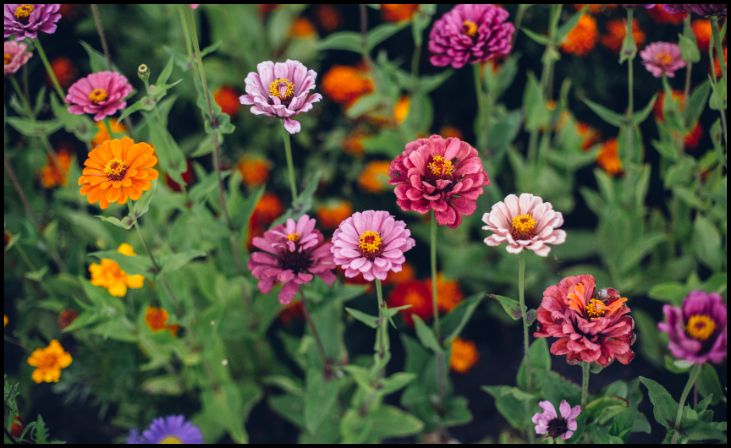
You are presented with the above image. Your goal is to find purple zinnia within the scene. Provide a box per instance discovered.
[532,400,581,440]
[663,4,727,17]
[658,291,727,364]
[65,71,133,121]
[428,4,515,69]
[240,59,322,134]
[127,415,203,444]
[4,4,61,40]
[4,40,32,76]
[640,42,686,77]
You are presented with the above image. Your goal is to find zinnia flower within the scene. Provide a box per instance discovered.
[127,415,203,444]
[358,161,391,193]
[314,5,342,32]
[237,154,271,187]
[393,95,410,124]
[39,148,72,189]
[663,4,726,17]
[640,42,686,77]
[214,85,241,116]
[597,138,623,176]
[239,59,322,134]
[78,137,159,209]
[428,4,514,69]
[692,19,712,51]
[248,215,336,304]
[560,14,598,56]
[534,274,636,367]
[658,291,727,364]
[432,273,464,312]
[66,71,133,121]
[290,17,317,38]
[532,400,581,440]
[482,193,566,257]
[89,244,145,297]
[316,199,354,230]
[145,306,179,335]
[381,4,420,22]
[27,339,72,383]
[331,210,415,282]
[601,18,645,53]
[390,135,490,228]
[91,118,127,147]
[388,279,433,326]
[385,261,415,285]
[450,337,479,373]
[4,4,61,40]
[50,56,76,88]
[3,40,32,76]
[321,64,373,107]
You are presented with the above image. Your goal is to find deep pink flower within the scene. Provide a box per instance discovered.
[189,4,200,9]
[239,59,322,134]
[331,210,415,282]
[532,400,581,440]
[389,135,489,228]
[482,193,566,257]
[663,4,726,17]
[658,291,727,364]
[65,71,133,121]
[534,274,636,367]
[248,214,336,305]
[640,41,686,77]
[428,4,515,69]
[4,40,32,76]
[4,4,61,40]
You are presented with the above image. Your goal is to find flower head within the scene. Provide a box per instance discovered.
[92,118,127,147]
[692,19,712,51]
[560,14,598,56]
[388,279,433,326]
[432,273,464,312]
[40,148,73,189]
[214,85,241,116]
[658,291,727,364]
[240,59,322,134]
[428,4,514,69]
[482,193,566,257]
[390,135,490,228]
[78,137,159,209]
[450,337,479,373]
[127,415,203,444]
[597,138,623,176]
[381,4,419,22]
[145,306,179,335]
[321,64,373,107]
[601,18,645,53]
[248,215,336,304]
[66,71,133,121]
[640,42,686,77]
[358,161,391,193]
[3,40,32,75]
[393,95,410,124]
[50,56,76,88]
[532,400,581,440]
[331,210,415,282]
[317,199,354,230]
[663,4,727,17]
[4,4,61,40]
[27,339,72,383]
[89,252,144,297]
[534,274,635,367]
[648,5,687,24]
[290,17,317,38]
[237,154,271,187]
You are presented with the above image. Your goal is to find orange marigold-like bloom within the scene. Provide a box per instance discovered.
[247,192,285,247]
[440,126,463,139]
[321,65,374,107]
[214,85,241,116]
[601,18,645,53]
[450,337,479,373]
[27,339,72,383]
[344,130,367,156]
[577,122,600,151]
[50,56,76,88]
[40,148,73,189]
[388,280,433,326]
[92,118,127,147]
[237,155,271,187]
[381,4,419,22]
[358,161,391,193]
[692,19,712,52]
[290,17,317,38]
[648,6,686,25]
[385,261,415,285]
[315,5,342,32]
[393,96,410,125]
[145,306,179,335]
[316,199,353,230]
[429,273,464,313]
[78,137,159,209]
[89,243,145,297]
[561,15,598,56]
[597,138,622,176]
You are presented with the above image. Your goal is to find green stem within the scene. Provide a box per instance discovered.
[671,364,702,443]
[33,38,64,100]
[281,128,299,203]
[9,76,33,116]
[710,17,728,150]
[518,251,531,391]
[430,211,440,339]
[300,290,332,375]
[581,362,591,406]
[103,118,117,140]
[682,16,693,102]
[473,64,488,152]
[90,4,112,69]
[373,279,389,377]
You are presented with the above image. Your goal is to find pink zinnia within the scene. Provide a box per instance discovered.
[532,400,581,440]
[389,135,489,228]
[640,41,686,77]
[248,214,336,305]
[331,210,415,282]
[4,40,32,76]
[65,71,133,121]
[239,59,322,134]
[4,4,61,40]
[534,274,636,367]
[482,193,566,257]
[428,4,515,69]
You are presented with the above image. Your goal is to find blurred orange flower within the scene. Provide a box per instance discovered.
[290,17,317,38]
[429,273,464,313]
[315,5,342,32]
[358,161,391,193]
[344,130,367,156]
[381,4,419,22]
[597,138,622,176]
[601,18,645,53]
[145,306,179,335]
[692,19,712,52]
[50,56,77,88]
[450,337,479,373]
[393,96,411,124]
[316,199,353,230]
[27,339,73,384]
[561,15,598,56]
[388,280,433,326]
[92,118,127,147]
[385,262,415,285]
[577,122,600,151]
[40,148,73,189]
[648,6,686,25]
[322,65,374,107]
[237,155,271,187]
[214,85,241,116]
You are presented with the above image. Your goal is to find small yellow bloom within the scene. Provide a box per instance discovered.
[393,96,411,125]
[358,161,391,193]
[27,339,73,384]
[89,244,144,297]
[450,338,479,373]
[116,243,137,256]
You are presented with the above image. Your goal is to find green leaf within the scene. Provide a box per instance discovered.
[693,216,722,271]
[684,81,711,129]
[556,8,586,42]
[523,73,550,131]
[413,315,443,353]
[304,367,341,433]
[367,405,424,439]
[6,117,62,136]
[632,94,658,125]
[517,338,551,390]
[380,372,416,395]
[441,292,485,343]
[678,33,701,64]
[489,294,521,320]
[482,386,536,431]
[158,250,207,275]
[133,182,157,220]
[648,283,690,305]
[634,309,664,367]
[97,214,134,230]
[521,27,550,45]
[345,307,378,328]
[639,376,678,429]
[80,41,112,72]
[317,31,362,52]
[147,113,187,185]
[697,364,723,405]
[366,22,409,50]
[583,97,624,127]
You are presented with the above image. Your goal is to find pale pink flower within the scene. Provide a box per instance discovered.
[4,40,32,76]
[532,400,581,440]
[640,41,686,77]
[65,71,133,121]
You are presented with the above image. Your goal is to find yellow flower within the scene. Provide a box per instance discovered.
[89,243,144,297]
[449,337,479,373]
[27,339,73,384]
[358,161,391,193]
[91,118,127,147]
[116,243,136,256]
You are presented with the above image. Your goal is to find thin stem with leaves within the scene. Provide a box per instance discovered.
[670,363,702,444]
[32,38,64,100]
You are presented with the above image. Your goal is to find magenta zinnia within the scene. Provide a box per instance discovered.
[248,214,335,305]
[640,42,686,78]
[389,135,489,228]
[4,4,61,40]
[65,71,133,121]
[534,274,636,367]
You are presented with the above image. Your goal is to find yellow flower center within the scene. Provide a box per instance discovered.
[586,298,606,318]
[160,435,183,444]
[358,230,382,255]
[427,155,455,177]
[14,4,34,20]
[88,88,108,104]
[686,314,716,341]
[268,77,295,100]
[4,53,12,65]
[656,51,673,66]
[103,157,128,180]
[287,232,300,242]
[463,20,478,37]
[511,214,537,239]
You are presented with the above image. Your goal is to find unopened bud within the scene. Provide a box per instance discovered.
[137,64,150,83]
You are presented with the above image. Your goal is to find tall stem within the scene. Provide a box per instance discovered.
[710,17,728,150]
[518,251,531,391]
[671,364,702,444]
[373,279,389,377]
[90,4,112,69]
[359,4,374,70]
[473,64,489,152]
[300,291,331,375]
[430,211,440,339]
[581,362,591,406]
[281,128,299,203]
[682,16,694,102]
[33,39,64,100]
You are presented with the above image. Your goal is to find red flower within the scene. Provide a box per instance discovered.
[388,280,433,326]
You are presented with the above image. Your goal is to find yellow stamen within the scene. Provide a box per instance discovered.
[88,88,108,104]
[4,53,12,65]
[103,157,127,180]
[160,435,183,444]
[427,155,454,177]
[287,232,300,242]
[268,77,295,100]
[511,213,537,238]
[686,315,716,341]
[463,20,478,37]
[656,51,673,66]
[14,4,34,20]
[358,230,382,255]
[586,298,606,318]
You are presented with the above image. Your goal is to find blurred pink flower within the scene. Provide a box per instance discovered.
[331,210,415,282]
[482,193,566,257]
[4,40,32,75]
[248,215,336,305]
[532,400,581,440]
[640,41,686,77]
[240,59,322,134]
[4,4,61,40]
[189,4,200,9]
[389,135,489,228]
[65,71,133,121]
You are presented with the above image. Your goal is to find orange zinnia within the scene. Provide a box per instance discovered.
[92,118,127,147]
[290,17,317,38]
[78,137,159,209]
[321,65,374,107]
[40,148,73,189]
[449,337,479,373]
[214,86,241,116]
[237,155,271,187]
[601,18,645,53]
[358,161,391,193]
[692,19,712,52]
[597,138,622,176]
[316,199,353,230]
[561,14,598,56]
[381,4,419,22]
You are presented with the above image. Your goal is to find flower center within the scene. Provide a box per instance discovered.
[159,435,183,444]
[358,230,382,256]
[511,214,537,239]
[268,77,295,100]
[427,155,454,177]
[103,157,128,181]
[463,20,478,37]
[546,417,569,439]
[656,51,673,65]
[88,88,108,104]
[686,314,716,341]
[14,4,34,20]
[586,298,606,319]
[286,232,300,242]
[277,250,312,273]
[4,53,12,65]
